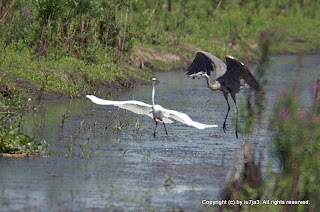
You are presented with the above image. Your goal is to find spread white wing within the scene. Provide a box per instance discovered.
[86,95,154,119]
[159,106,218,129]
[87,95,217,129]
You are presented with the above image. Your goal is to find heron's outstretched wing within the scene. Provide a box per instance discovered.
[86,95,154,118]
[186,51,227,79]
[186,52,213,76]
[160,107,218,129]
[225,56,260,90]
[199,51,227,78]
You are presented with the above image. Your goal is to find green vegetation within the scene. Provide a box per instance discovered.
[1,0,319,97]
[266,89,320,211]
[0,89,46,155]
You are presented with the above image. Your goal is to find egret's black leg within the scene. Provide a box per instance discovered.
[153,121,158,137]
[231,93,238,139]
[163,122,168,135]
[223,92,230,133]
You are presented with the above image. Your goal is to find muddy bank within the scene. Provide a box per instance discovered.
[132,46,192,72]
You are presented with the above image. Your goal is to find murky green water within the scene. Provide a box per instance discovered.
[0,55,319,211]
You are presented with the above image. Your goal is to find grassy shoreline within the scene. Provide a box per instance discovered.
[2,39,318,101]
[1,1,319,99]
[1,44,191,100]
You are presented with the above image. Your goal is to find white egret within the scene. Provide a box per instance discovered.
[86,78,217,137]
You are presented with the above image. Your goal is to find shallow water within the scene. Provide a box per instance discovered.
[0,55,319,211]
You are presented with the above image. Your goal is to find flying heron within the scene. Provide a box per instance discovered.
[185,50,260,138]
[86,78,217,137]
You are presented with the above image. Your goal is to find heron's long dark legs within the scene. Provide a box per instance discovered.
[223,92,230,133]
[231,93,238,139]
[153,121,158,137]
[163,123,168,135]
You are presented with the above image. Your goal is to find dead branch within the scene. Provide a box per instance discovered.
[211,0,223,22]
[0,71,8,80]
[0,0,15,22]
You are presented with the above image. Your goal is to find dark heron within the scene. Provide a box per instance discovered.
[186,50,260,138]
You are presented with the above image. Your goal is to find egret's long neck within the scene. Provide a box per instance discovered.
[152,82,155,109]
[203,74,220,91]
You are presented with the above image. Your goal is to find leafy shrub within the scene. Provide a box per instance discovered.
[268,90,320,211]
[0,88,46,154]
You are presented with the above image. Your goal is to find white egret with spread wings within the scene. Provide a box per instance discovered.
[186,51,260,138]
[86,78,217,137]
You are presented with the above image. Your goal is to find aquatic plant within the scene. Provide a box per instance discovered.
[142,151,150,162]
[266,86,320,211]
[60,111,69,127]
[131,119,144,137]
[220,79,320,212]
[0,88,46,155]
[164,173,176,190]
